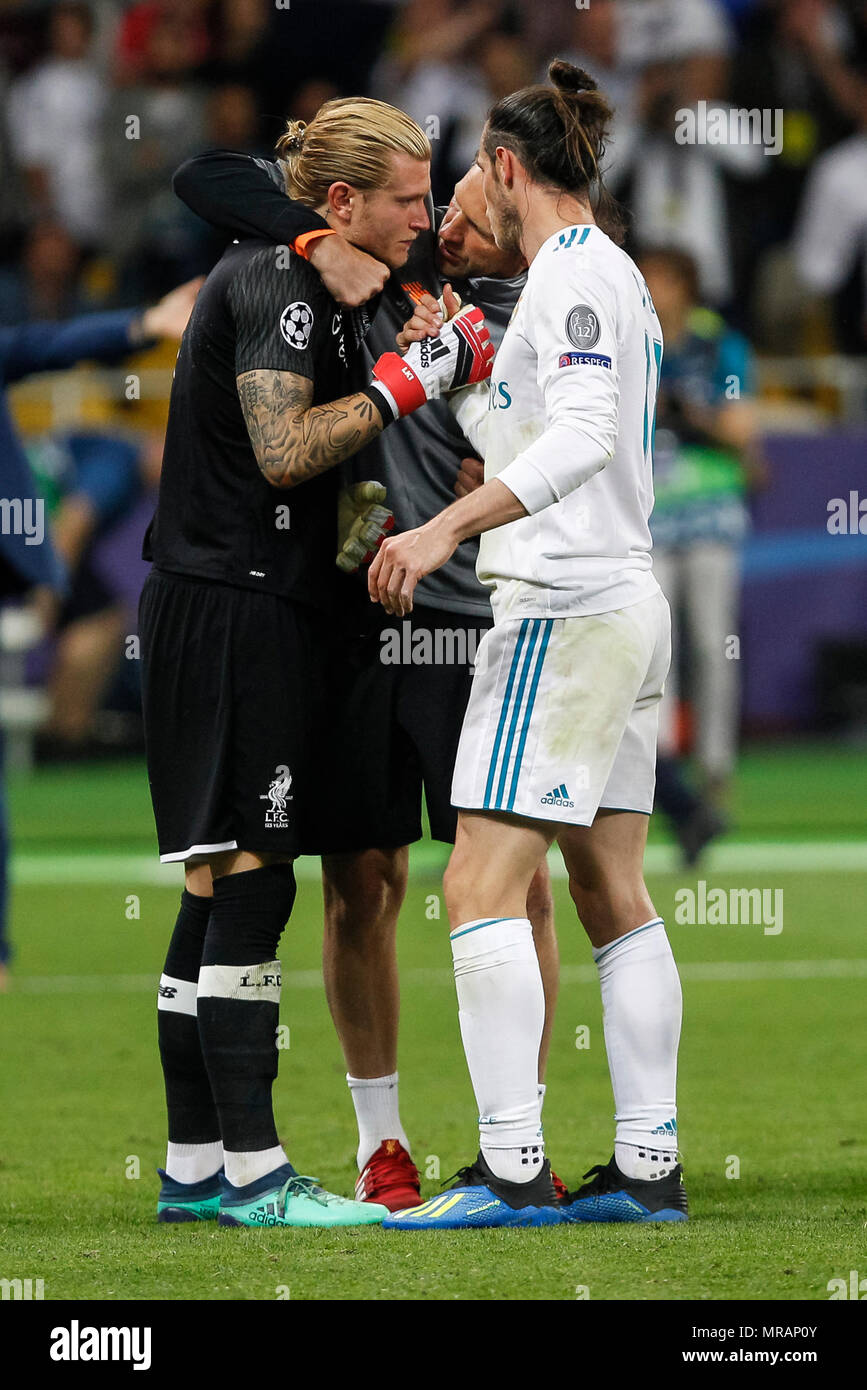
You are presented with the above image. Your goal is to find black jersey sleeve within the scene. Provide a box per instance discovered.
[173,150,329,244]
[227,246,332,381]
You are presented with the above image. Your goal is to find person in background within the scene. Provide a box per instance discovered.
[0,222,92,328]
[792,102,867,355]
[0,277,201,984]
[204,84,265,157]
[0,441,65,995]
[639,245,766,816]
[654,751,728,866]
[620,54,764,309]
[730,0,866,341]
[6,2,108,251]
[104,14,209,299]
[28,431,142,757]
[203,0,270,97]
[113,0,212,87]
[372,0,503,201]
[551,0,642,187]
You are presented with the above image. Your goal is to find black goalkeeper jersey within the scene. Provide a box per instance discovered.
[143,237,374,611]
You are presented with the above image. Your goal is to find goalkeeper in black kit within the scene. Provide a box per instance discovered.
[141,97,494,1230]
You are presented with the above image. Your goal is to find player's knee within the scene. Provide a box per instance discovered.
[184,862,213,899]
[204,861,297,965]
[442,851,473,923]
[567,877,600,936]
[568,872,649,941]
[323,849,407,937]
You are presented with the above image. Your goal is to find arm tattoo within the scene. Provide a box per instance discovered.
[236,369,385,488]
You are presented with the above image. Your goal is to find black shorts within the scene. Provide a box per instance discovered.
[304,603,493,854]
[139,570,327,862]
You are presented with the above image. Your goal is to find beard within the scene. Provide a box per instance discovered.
[489,188,522,256]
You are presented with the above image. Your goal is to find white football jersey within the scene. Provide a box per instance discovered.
[452,223,664,621]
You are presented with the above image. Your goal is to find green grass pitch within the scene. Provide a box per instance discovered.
[1,743,865,1301]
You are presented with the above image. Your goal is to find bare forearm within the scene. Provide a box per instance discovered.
[428,478,527,546]
[237,371,385,488]
[368,477,527,616]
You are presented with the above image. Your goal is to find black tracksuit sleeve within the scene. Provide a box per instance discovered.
[172,150,329,245]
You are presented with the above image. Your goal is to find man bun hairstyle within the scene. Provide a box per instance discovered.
[484,59,626,245]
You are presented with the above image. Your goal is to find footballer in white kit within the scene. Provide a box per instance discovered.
[370,61,687,1231]
[450,220,669,828]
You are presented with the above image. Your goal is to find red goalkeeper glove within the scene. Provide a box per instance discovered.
[364,304,495,424]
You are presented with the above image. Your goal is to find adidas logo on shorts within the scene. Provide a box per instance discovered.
[540,783,574,808]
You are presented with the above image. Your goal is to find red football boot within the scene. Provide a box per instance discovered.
[355,1140,423,1212]
[551,1169,569,1203]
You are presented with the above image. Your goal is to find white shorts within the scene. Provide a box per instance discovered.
[451,589,671,827]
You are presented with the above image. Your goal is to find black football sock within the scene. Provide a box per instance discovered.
[197,863,297,1162]
[158,889,221,1148]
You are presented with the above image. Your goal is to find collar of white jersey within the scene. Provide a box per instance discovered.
[537,223,598,259]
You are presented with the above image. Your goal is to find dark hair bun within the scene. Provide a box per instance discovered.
[548,60,597,95]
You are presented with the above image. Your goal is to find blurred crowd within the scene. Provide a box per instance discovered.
[0,0,864,351]
[0,0,865,768]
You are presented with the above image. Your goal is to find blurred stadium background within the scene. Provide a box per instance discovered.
[1,0,866,1302]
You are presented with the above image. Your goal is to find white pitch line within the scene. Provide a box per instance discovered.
[565,958,867,984]
[9,840,867,885]
[643,841,867,873]
[10,959,867,994]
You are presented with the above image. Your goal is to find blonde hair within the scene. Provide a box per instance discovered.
[275,97,430,207]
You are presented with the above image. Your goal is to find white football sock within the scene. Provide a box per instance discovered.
[538,1082,546,1115]
[165,1140,223,1185]
[346,1072,411,1170]
[593,917,682,1181]
[615,1140,679,1181]
[451,916,545,1185]
[223,1144,288,1188]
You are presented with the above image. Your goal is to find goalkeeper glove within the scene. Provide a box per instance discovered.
[364,304,494,425]
[336,481,394,573]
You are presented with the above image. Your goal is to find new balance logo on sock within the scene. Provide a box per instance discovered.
[652,1119,677,1138]
[158,984,177,999]
[541,783,574,808]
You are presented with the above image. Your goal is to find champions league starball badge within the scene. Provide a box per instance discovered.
[280,301,314,349]
[565,303,600,350]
